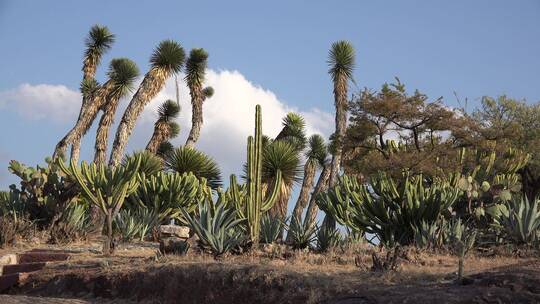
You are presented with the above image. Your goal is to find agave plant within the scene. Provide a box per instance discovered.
[286,217,317,250]
[114,208,157,242]
[164,146,222,189]
[315,225,341,252]
[260,213,285,244]
[494,197,540,245]
[182,201,244,257]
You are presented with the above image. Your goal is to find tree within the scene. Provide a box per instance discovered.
[164,146,222,190]
[267,113,305,232]
[146,100,181,153]
[343,79,464,180]
[57,156,140,255]
[327,40,355,188]
[287,134,327,241]
[303,162,331,230]
[263,141,302,229]
[93,58,140,164]
[53,25,115,161]
[185,48,212,148]
[472,96,540,201]
[109,40,185,166]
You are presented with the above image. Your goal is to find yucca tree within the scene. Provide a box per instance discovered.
[109,40,185,166]
[93,58,140,164]
[164,146,222,189]
[267,113,305,235]
[54,59,136,165]
[324,40,355,229]
[53,25,115,161]
[146,100,181,153]
[327,40,355,187]
[275,112,308,151]
[288,135,327,242]
[185,48,210,148]
[157,141,174,159]
[264,141,302,236]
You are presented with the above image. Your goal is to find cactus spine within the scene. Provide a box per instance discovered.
[227,105,282,245]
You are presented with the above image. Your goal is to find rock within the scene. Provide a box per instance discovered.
[159,237,189,255]
[159,225,189,239]
[0,254,18,266]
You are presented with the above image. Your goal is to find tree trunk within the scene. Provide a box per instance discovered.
[287,160,316,242]
[304,163,331,230]
[109,70,167,167]
[53,82,113,161]
[103,209,114,255]
[325,74,349,228]
[185,90,204,148]
[94,97,122,164]
[268,181,291,241]
[146,122,169,154]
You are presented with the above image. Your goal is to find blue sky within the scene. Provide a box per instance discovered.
[1,0,540,189]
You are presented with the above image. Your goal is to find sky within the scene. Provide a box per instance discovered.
[1,0,539,194]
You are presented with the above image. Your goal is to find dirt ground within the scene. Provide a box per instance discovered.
[2,241,540,303]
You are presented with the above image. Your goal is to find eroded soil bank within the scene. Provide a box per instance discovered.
[3,244,540,303]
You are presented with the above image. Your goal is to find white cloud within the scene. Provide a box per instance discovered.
[134,69,333,177]
[0,84,81,122]
[0,69,334,179]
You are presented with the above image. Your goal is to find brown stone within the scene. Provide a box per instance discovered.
[159,225,190,239]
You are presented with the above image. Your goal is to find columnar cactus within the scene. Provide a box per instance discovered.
[222,105,282,245]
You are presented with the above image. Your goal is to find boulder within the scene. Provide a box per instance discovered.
[159,237,190,255]
[159,225,189,239]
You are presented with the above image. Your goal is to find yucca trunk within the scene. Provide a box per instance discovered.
[146,122,170,153]
[93,96,123,164]
[109,68,168,166]
[53,82,114,161]
[304,163,331,229]
[288,159,316,241]
[185,87,203,148]
[268,181,292,240]
[328,73,348,187]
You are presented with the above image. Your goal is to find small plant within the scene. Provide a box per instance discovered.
[0,213,34,248]
[260,213,284,244]
[174,240,190,255]
[49,203,91,244]
[449,219,477,283]
[370,246,401,272]
[182,200,244,258]
[286,217,317,250]
[315,225,341,252]
[413,219,447,250]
